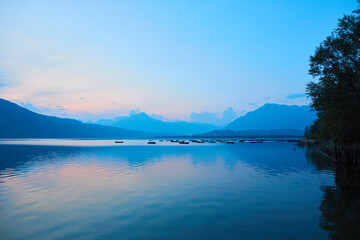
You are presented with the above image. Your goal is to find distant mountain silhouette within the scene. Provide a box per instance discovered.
[198,129,304,137]
[111,112,218,135]
[0,99,316,138]
[226,104,316,131]
[0,99,153,138]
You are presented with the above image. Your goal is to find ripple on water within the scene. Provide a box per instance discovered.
[0,142,343,240]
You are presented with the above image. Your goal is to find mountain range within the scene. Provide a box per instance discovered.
[0,98,317,138]
[110,112,218,135]
[0,99,153,138]
[226,103,316,131]
[95,103,316,136]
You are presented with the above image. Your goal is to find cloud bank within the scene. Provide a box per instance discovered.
[190,107,237,126]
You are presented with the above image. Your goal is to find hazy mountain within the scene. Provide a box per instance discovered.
[0,99,153,138]
[111,112,218,135]
[198,129,304,137]
[95,114,179,126]
[95,116,127,126]
[226,104,316,131]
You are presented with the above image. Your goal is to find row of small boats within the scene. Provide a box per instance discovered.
[114,139,300,144]
[162,139,265,144]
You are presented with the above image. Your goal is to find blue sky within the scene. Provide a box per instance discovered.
[0,0,357,122]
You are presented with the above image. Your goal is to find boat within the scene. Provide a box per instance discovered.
[225,141,235,144]
[179,141,189,144]
[147,141,156,144]
[115,140,124,143]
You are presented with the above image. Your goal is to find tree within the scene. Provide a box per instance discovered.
[304,126,310,138]
[306,2,360,164]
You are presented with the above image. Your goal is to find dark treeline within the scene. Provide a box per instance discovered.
[305,1,360,165]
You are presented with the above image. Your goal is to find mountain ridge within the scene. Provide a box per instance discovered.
[0,98,154,138]
[225,103,316,131]
[111,112,218,135]
[0,99,317,138]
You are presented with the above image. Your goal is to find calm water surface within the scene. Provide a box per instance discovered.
[0,140,359,239]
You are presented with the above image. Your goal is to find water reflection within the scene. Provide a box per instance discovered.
[304,147,360,239]
[0,143,315,176]
[0,142,356,239]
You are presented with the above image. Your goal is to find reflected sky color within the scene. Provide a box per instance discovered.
[0,142,340,239]
[0,0,357,120]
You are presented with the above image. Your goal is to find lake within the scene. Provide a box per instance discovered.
[0,140,359,239]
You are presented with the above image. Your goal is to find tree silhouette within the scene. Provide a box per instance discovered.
[307,2,360,164]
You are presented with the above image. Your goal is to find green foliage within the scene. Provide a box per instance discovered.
[306,115,327,140]
[306,4,360,145]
